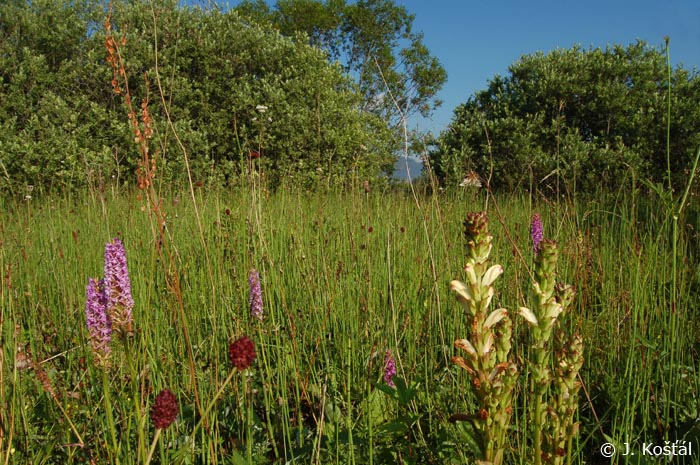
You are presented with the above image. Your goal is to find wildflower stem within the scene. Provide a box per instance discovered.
[102,369,121,465]
[144,428,162,465]
[124,338,146,461]
[533,389,545,465]
[51,397,85,448]
[346,337,356,465]
[183,369,237,451]
[245,375,253,465]
[256,325,280,458]
[664,36,672,192]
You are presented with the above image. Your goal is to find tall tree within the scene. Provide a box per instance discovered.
[234,0,447,127]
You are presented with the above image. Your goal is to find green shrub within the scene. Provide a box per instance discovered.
[433,42,700,194]
[0,0,396,194]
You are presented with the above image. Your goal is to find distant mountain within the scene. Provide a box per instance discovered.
[392,156,424,180]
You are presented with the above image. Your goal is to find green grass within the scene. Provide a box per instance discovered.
[1,184,698,464]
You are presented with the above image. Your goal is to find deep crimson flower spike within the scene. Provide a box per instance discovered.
[228,336,256,370]
[150,389,178,430]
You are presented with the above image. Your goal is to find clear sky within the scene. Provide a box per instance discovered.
[397,0,700,135]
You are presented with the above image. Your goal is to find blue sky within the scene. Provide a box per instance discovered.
[398,0,700,135]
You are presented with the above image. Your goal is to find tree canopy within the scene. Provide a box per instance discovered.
[0,0,399,193]
[234,0,447,127]
[432,41,700,194]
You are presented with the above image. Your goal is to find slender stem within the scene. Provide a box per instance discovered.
[184,369,237,450]
[346,338,355,465]
[666,217,678,429]
[51,399,85,448]
[532,372,545,465]
[566,428,574,465]
[368,379,373,465]
[664,36,672,192]
[245,374,253,465]
[124,338,146,461]
[678,145,700,215]
[257,326,280,459]
[103,369,121,465]
[144,428,162,465]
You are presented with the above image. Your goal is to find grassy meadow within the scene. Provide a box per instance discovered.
[1,181,699,464]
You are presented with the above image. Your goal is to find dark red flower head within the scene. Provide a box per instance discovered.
[150,389,178,430]
[228,336,256,370]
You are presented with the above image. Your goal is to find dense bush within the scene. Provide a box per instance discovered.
[431,41,700,194]
[0,0,397,194]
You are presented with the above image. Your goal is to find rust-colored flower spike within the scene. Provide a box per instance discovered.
[464,211,489,239]
[463,211,492,268]
[228,336,256,370]
[150,389,178,430]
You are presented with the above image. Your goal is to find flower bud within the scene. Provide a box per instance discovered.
[484,308,508,329]
[482,265,503,287]
[518,307,538,326]
[450,280,474,308]
[455,338,477,358]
